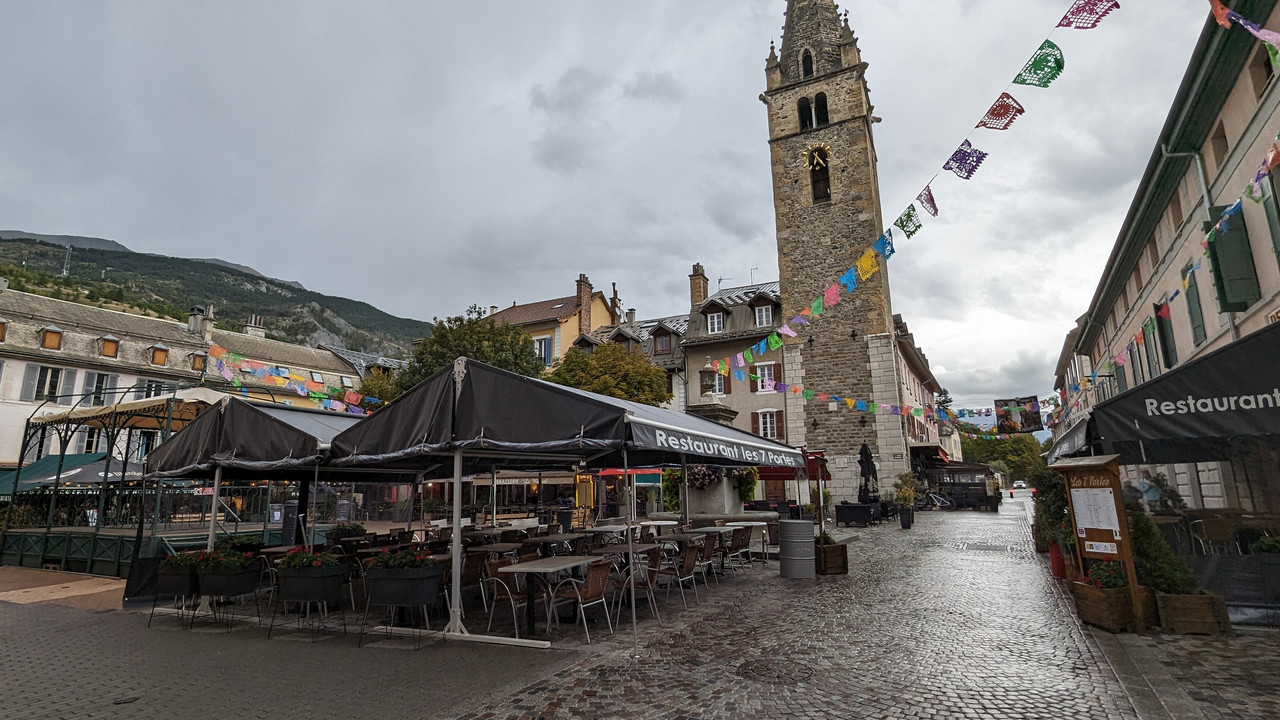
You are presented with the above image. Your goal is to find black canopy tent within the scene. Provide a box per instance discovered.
[1091,322,1280,464]
[142,397,376,554]
[328,357,805,648]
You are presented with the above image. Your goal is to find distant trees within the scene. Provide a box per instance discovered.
[387,305,543,399]
[545,343,671,406]
[958,422,1047,484]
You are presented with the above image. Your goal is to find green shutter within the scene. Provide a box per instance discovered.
[1154,303,1178,368]
[1115,362,1128,393]
[1183,265,1207,345]
[1266,176,1280,268]
[1205,206,1261,312]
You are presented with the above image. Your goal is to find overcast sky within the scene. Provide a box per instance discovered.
[0,1,1212,409]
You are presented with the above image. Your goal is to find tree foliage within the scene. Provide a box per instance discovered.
[392,305,543,397]
[935,388,954,412]
[957,421,1048,484]
[544,343,672,406]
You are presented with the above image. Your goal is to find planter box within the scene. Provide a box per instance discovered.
[899,508,914,530]
[1072,582,1131,633]
[278,566,346,605]
[198,567,260,598]
[157,565,199,597]
[814,543,848,575]
[1156,591,1231,636]
[364,565,444,608]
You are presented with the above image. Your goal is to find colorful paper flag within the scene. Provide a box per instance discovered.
[767,333,783,351]
[802,390,816,400]
[743,348,754,364]
[810,297,824,317]
[838,267,858,293]
[894,205,922,238]
[1210,0,1232,28]
[916,185,939,217]
[790,314,810,326]
[1057,0,1120,30]
[873,230,895,259]
[975,92,1026,131]
[943,140,989,180]
[1012,39,1066,88]
[823,283,840,307]
[778,324,797,338]
[856,249,878,280]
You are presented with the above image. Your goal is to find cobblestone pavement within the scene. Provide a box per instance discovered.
[459,500,1137,720]
[4,497,1277,719]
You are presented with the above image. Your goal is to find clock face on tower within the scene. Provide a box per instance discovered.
[802,144,832,170]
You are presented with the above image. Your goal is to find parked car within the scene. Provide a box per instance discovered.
[1013,481,1027,489]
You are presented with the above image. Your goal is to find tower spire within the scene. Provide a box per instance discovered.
[776,0,858,87]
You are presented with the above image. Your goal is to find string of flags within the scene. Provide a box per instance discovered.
[703,0,1117,418]
[207,343,379,414]
[1078,2,1280,395]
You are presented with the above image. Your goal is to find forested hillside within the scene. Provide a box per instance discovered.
[0,237,430,356]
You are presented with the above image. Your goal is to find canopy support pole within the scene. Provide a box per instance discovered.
[205,466,222,551]
[444,449,468,636]
[624,448,640,659]
[680,454,689,526]
[309,465,319,549]
[262,478,271,545]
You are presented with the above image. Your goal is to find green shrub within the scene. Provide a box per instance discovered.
[1084,560,1127,588]
[730,467,759,504]
[326,522,366,540]
[1029,470,1066,549]
[214,534,264,554]
[1251,535,1280,554]
[1128,511,1196,594]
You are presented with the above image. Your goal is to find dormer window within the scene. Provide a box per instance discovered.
[150,343,169,367]
[41,326,63,350]
[340,376,354,389]
[707,312,725,334]
[99,335,119,359]
[802,50,814,78]
[310,371,324,383]
[653,332,672,355]
[754,305,774,328]
[191,351,207,372]
[0,318,7,343]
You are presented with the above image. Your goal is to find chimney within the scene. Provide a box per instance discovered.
[244,314,267,338]
[576,273,593,338]
[489,305,498,316]
[689,263,709,308]
[201,304,216,342]
[187,305,206,336]
[626,308,636,324]
[610,282,622,324]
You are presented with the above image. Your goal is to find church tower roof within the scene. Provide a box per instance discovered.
[772,0,859,89]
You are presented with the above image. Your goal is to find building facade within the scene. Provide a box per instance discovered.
[1052,1,1280,512]
[762,0,908,497]
[573,310,690,411]
[488,274,620,368]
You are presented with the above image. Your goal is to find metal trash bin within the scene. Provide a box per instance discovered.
[556,509,574,534]
[778,519,815,579]
[281,500,299,546]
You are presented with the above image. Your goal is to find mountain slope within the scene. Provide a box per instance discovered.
[0,236,431,357]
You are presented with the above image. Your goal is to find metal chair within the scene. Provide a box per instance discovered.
[548,561,614,643]
[613,548,662,626]
[659,546,700,609]
[1190,518,1241,555]
[694,534,720,586]
[483,557,529,638]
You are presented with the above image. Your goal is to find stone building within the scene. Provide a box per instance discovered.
[572,310,690,410]
[761,0,908,497]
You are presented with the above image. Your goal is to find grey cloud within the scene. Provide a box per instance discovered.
[530,66,611,116]
[622,71,686,103]
[941,350,1057,410]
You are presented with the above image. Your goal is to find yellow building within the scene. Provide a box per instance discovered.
[487,274,620,367]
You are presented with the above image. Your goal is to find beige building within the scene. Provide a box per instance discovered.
[487,274,620,368]
[1051,4,1280,512]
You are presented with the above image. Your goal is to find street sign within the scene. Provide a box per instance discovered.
[192,487,215,496]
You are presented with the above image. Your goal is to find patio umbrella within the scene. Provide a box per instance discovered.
[857,443,875,502]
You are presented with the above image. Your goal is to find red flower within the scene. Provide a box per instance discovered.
[312,560,322,567]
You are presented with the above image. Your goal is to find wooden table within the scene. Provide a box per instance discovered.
[497,555,594,636]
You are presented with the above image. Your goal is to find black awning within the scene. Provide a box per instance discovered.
[1092,322,1280,463]
[1046,417,1091,464]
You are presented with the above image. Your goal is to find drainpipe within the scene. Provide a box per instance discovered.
[1161,145,1239,341]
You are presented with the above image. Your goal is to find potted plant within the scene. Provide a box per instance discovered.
[1129,512,1230,635]
[276,547,346,605]
[1071,560,1131,633]
[363,549,443,609]
[214,533,265,557]
[893,473,916,529]
[195,548,261,599]
[157,550,201,597]
[326,522,367,543]
[814,531,848,575]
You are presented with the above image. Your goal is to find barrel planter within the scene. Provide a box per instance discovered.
[814,542,848,575]
[778,520,815,579]
[364,565,443,609]
[1156,591,1231,636]
[1072,582,1131,633]
[197,567,260,598]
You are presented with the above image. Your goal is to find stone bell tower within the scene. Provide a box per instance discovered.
[762,0,907,497]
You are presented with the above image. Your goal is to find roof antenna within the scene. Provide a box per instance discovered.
[717,276,733,291]
[750,267,759,284]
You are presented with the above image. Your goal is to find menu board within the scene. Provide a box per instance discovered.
[1069,487,1121,539]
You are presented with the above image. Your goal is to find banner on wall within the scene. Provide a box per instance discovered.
[993,396,1045,434]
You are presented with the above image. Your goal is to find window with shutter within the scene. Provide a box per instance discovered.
[1115,363,1128,394]
[0,321,7,343]
[1183,265,1207,346]
[1206,206,1262,312]
[58,369,77,405]
[82,371,99,406]
[1154,303,1178,369]
[1264,175,1280,270]
[1143,318,1159,379]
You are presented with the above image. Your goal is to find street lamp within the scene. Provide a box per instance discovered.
[699,356,716,396]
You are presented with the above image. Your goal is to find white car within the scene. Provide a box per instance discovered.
[1013,481,1027,489]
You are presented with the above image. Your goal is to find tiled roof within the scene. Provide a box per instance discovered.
[0,291,203,346]
[701,282,781,310]
[489,294,582,327]
[322,346,408,377]
[212,330,355,374]
[638,314,690,337]
[681,327,776,348]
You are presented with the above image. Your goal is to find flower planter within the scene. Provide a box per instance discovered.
[898,508,914,530]
[157,565,199,597]
[1072,582,1131,633]
[364,565,444,608]
[278,566,346,605]
[814,542,848,575]
[1155,591,1231,636]
[197,567,260,598]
